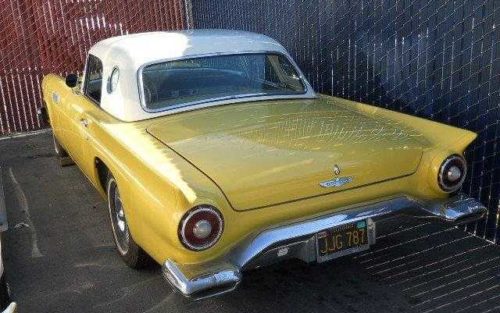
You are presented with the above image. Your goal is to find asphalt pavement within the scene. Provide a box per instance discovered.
[0,131,499,313]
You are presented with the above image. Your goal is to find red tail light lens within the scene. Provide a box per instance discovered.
[179,206,224,251]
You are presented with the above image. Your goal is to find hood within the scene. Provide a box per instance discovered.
[146,97,430,211]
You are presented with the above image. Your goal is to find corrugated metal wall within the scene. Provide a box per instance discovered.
[0,0,186,135]
[191,0,500,244]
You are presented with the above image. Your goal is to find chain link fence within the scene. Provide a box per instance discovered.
[192,0,499,244]
[0,0,186,135]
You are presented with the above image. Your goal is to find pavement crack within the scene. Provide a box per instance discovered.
[13,222,30,229]
[8,167,43,258]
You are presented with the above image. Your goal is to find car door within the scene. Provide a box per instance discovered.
[64,55,104,169]
[44,75,76,152]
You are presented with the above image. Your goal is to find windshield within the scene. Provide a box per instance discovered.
[141,53,306,111]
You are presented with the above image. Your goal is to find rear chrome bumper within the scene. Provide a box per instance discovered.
[162,194,487,299]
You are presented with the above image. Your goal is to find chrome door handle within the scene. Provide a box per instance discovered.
[80,118,89,128]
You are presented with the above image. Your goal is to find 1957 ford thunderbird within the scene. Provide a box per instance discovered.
[40,30,486,299]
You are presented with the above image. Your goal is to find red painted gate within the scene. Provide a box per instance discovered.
[0,0,186,135]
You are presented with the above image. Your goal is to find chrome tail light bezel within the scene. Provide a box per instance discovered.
[438,154,467,192]
[179,206,224,251]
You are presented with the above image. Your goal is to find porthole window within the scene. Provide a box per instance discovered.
[107,67,120,93]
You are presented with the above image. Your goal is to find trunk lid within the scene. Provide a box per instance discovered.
[147,97,429,211]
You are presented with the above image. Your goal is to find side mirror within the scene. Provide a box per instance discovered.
[65,74,78,88]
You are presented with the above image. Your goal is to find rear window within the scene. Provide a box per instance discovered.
[141,53,306,111]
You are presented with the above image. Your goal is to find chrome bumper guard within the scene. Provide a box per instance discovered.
[162,194,487,299]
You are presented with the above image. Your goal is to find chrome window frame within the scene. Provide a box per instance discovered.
[107,66,120,94]
[82,54,104,106]
[136,51,315,114]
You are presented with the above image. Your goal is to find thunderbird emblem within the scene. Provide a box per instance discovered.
[319,176,353,188]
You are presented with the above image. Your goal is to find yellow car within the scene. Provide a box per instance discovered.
[40,30,486,299]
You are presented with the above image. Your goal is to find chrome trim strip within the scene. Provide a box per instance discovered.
[162,194,487,299]
[140,94,318,118]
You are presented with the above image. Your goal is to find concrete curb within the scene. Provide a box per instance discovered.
[0,129,51,142]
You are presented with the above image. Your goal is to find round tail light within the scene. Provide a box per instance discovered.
[179,206,223,251]
[438,155,467,192]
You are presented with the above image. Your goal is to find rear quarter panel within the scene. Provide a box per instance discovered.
[330,95,477,197]
[83,114,237,264]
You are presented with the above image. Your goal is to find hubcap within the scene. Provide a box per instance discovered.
[109,180,129,255]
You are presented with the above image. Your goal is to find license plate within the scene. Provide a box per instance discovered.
[316,220,370,262]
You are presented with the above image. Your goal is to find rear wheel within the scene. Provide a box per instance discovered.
[52,133,67,157]
[106,174,149,269]
[52,133,74,166]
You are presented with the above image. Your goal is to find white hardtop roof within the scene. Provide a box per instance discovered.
[84,30,315,122]
[89,29,289,68]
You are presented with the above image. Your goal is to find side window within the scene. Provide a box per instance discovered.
[84,55,103,104]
